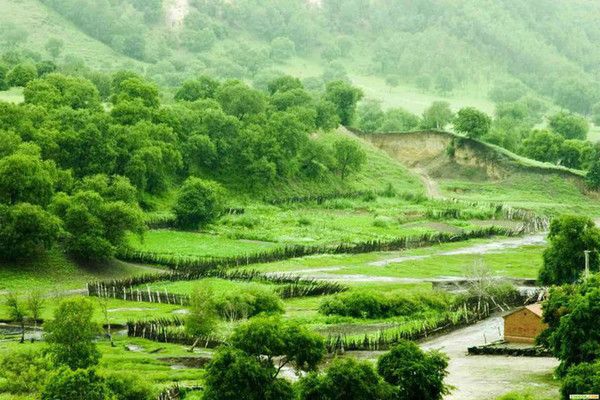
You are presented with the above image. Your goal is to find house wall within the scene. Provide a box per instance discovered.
[503,309,547,344]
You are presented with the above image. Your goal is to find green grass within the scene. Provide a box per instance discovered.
[0,249,165,294]
[127,230,279,258]
[0,0,141,71]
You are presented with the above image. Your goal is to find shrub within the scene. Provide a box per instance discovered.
[214,288,283,321]
[0,349,51,394]
[105,372,154,400]
[41,368,111,400]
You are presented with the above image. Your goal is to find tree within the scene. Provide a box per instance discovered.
[0,203,61,261]
[297,358,393,400]
[27,291,44,332]
[216,80,267,119]
[5,293,27,343]
[421,101,454,130]
[587,158,600,190]
[356,100,385,133]
[41,368,111,400]
[270,37,296,61]
[333,137,366,180]
[453,107,492,138]
[175,76,220,102]
[519,130,564,164]
[0,63,8,90]
[186,285,219,351]
[324,80,364,125]
[203,348,294,400]
[267,75,303,95]
[558,139,587,169]
[6,63,37,87]
[112,77,159,108]
[44,297,101,370]
[173,177,224,229]
[45,38,64,60]
[229,316,325,375]
[539,215,600,285]
[0,152,56,205]
[548,112,589,140]
[381,108,420,132]
[104,372,153,400]
[488,80,528,103]
[377,340,450,400]
[315,100,341,131]
[561,362,600,400]
[385,75,400,92]
[553,78,595,115]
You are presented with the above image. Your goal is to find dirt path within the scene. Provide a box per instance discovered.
[166,0,190,29]
[420,317,559,399]
[414,167,443,199]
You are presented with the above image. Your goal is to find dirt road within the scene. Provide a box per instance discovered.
[414,167,443,199]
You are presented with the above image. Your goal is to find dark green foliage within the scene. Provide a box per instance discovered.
[174,76,220,101]
[488,80,528,103]
[50,190,144,260]
[520,130,564,164]
[453,107,492,138]
[0,152,56,205]
[174,177,224,229]
[44,297,101,370]
[0,349,52,394]
[324,80,363,125]
[377,341,450,400]
[380,108,420,132]
[41,368,111,400]
[561,362,600,400]
[297,358,394,400]
[548,112,589,140]
[203,348,294,400]
[553,78,596,115]
[0,203,61,261]
[216,80,267,119]
[24,73,101,110]
[214,288,284,321]
[6,63,37,87]
[587,158,600,190]
[356,100,385,133]
[319,291,450,319]
[421,101,454,130]
[267,75,303,95]
[104,372,154,400]
[539,215,600,285]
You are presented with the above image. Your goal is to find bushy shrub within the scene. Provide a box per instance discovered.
[105,372,154,400]
[319,291,451,319]
[174,177,224,229]
[214,288,283,321]
[0,349,52,394]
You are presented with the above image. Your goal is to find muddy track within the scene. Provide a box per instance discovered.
[414,166,443,199]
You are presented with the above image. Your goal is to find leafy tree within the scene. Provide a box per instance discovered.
[519,130,564,163]
[0,349,52,394]
[45,38,64,60]
[27,290,45,331]
[270,37,296,61]
[104,372,154,400]
[5,293,27,343]
[553,78,596,115]
[44,298,101,370]
[175,76,220,102]
[182,28,217,53]
[216,80,267,119]
[421,101,454,130]
[113,77,159,108]
[24,73,101,110]
[299,140,335,178]
[434,68,454,94]
[548,111,589,140]
[50,191,144,260]
[267,75,303,95]
[0,63,8,90]
[385,75,400,92]
[377,340,450,400]
[174,177,224,229]
[6,63,37,87]
[381,108,420,132]
[539,215,600,285]
[0,203,61,261]
[356,100,385,133]
[558,139,587,169]
[453,107,491,138]
[548,284,600,373]
[488,80,528,103]
[41,368,111,400]
[186,285,219,351]
[587,158,600,190]
[561,362,600,400]
[297,358,394,400]
[203,347,294,400]
[315,100,341,131]
[324,80,364,125]
[229,316,325,375]
[333,137,366,180]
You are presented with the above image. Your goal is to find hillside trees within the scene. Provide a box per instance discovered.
[421,101,453,130]
[539,215,600,285]
[333,137,366,180]
[453,107,491,138]
[548,112,589,140]
[324,80,364,125]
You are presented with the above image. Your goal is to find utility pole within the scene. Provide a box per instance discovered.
[584,250,591,279]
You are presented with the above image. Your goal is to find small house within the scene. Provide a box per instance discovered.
[503,303,547,344]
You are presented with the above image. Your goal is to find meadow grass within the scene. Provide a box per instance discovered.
[0,249,165,294]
